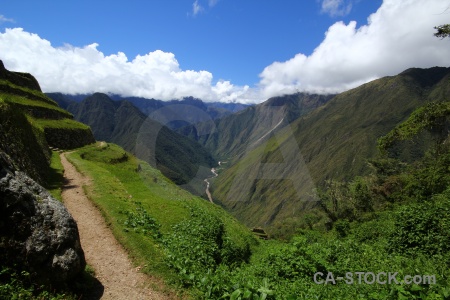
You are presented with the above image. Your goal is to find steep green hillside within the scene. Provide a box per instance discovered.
[65,142,256,297]
[67,138,450,299]
[0,61,95,183]
[178,93,334,160]
[61,92,216,195]
[212,67,450,236]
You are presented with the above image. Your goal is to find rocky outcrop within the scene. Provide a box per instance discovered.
[0,151,86,287]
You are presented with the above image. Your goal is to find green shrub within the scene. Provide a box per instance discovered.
[389,190,450,256]
[164,205,240,280]
[334,219,351,238]
[121,202,162,239]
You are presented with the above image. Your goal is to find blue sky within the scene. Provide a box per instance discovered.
[1,0,450,103]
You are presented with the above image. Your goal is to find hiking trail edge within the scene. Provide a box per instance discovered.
[60,152,172,300]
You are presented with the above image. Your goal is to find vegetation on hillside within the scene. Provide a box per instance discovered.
[211,67,450,238]
[63,110,450,298]
[64,142,256,298]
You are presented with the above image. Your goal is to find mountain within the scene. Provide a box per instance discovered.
[110,96,250,128]
[210,67,450,234]
[177,93,335,160]
[57,93,216,194]
[48,93,250,130]
[0,62,256,297]
[206,101,250,113]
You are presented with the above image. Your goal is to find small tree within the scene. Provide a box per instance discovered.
[349,176,374,213]
[434,24,450,39]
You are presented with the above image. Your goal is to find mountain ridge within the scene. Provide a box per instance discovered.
[177,93,335,161]
[48,93,250,130]
[211,66,450,235]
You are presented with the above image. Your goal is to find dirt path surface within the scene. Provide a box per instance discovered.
[60,153,172,300]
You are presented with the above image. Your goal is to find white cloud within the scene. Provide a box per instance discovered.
[0,15,15,23]
[0,28,254,103]
[190,0,219,16]
[208,0,219,7]
[1,0,449,105]
[192,0,204,16]
[212,80,250,103]
[320,0,353,17]
[259,0,450,99]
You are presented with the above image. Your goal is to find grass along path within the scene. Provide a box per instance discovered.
[60,152,171,300]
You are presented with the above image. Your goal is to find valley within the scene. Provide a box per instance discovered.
[1,59,450,299]
[47,92,217,196]
[204,164,220,203]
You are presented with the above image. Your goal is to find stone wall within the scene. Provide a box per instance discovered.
[44,127,96,150]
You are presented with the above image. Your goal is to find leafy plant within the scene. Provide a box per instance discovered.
[121,202,162,239]
[389,190,450,256]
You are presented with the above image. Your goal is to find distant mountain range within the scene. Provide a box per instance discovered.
[48,93,249,130]
[177,93,335,160]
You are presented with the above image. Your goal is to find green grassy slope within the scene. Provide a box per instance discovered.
[212,67,450,237]
[65,142,256,296]
[65,137,450,299]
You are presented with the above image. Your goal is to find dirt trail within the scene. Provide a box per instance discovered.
[60,153,171,300]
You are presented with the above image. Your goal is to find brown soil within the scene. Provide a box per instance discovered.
[60,153,174,300]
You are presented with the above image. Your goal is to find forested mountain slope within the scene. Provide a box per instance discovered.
[211,67,450,233]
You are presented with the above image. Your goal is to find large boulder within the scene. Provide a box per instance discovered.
[0,151,86,287]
